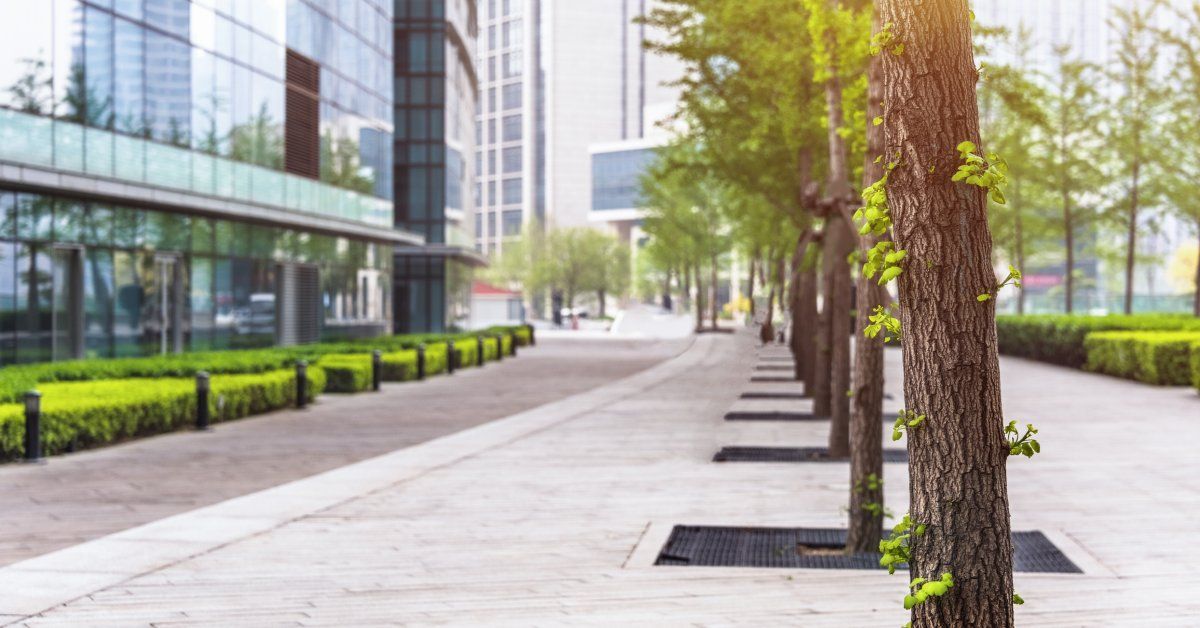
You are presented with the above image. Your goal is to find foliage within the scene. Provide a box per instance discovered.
[996,314,1200,368]
[904,573,955,611]
[890,409,925,442]
[1083,330,1200,386]
[878,513,926,575]
[1005,421,1042,458]
[952,141,1008,205]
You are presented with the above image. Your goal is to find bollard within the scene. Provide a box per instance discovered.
[23,391,42,464]
[509,332,517,357]
[494,335,504,362]
[416,343,427,380]
[476,335,486,366]
[447,340,457,374]
[372,350,382,392]
[295,360,308,409]
[527,323,536,346]
[195,372,211,431]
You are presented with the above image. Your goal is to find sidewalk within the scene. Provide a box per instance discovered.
[0,336,688,568]
[4,332,1200,626]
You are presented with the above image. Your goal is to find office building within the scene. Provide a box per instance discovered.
[0,0,410,363]
[392,0,485,333]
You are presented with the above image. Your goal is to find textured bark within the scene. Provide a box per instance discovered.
[813,240,833,417]
[1124,161,1140,314]
[820,30,854,457]
[693,264,705,332]
[1013,186,1025,315]
[796,260,819,392]
[847,11,886,553]
[748,253,757,318]
[1060,135,1075,314]
[878,1,1015,625]
[710,254,720,329]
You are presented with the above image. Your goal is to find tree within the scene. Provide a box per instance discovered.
[1107,2,1167,314]
[577,230,631,318]
[1157,1,1200,316]
[878,0,1016,623]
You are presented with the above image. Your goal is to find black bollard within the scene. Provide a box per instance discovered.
[527,323,536,346]
[509,332,517,357]
[447,340,457,374]
[476,335,486,366]
[372,350,382,392]
[195,372,211,431]
[416,343,427,380]
[296,360,308,409]
[23,391,42,464]
[494,335,504,362]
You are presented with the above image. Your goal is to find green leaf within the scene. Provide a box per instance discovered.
[873,116,883,126]
[977,293,991,302]
[956,140,977,154]
[879,266,902,284]
[1013,593,1025,605]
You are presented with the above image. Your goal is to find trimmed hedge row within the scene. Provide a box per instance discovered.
[0,368,327,460]
[0,325,530,460]
[1083,331,1200,386]
[996,314,1200,368]
[1192,341,1200,392]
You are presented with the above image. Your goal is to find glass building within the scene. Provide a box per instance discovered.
[393,0,484,333]
[0,0,416,363]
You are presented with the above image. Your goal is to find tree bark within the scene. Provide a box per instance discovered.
[847,9,886,553]
[813,239,833,416]
[1060,125,1075,314]
[1124,161,1140,314]
[818,15,854,457]
[1194,227,1200,316]
[598,290,607,318]
[693,263,705,332]
[1014,186,1025,315]
[748,252,757,318]
[879,1,1015,625]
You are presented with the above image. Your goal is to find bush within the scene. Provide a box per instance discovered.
[1192,341,1200,392]
[0,368,325,460]
[997,314,1200,368]
[1083,331,1200,385]
[318,355,373,393]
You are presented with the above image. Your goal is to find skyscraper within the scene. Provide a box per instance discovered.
[0,0,407,363]
[473,0,681,256]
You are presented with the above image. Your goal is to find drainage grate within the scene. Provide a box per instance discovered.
[740,391,807,400]
[755,365,793,372]
[750,376,798,383]
[725,411,820,422]
[654,526,1081,573]
[713,446,909,463]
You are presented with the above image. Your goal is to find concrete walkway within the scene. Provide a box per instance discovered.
[3,332,1199,626]
[0,336,688,567]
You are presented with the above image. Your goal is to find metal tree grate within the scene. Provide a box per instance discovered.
[755,365,794,372]
[724,411,821,422]
[750,376,799,383]
[654,526,1081,573]
[739,392,807,400]
[713,446,909,463]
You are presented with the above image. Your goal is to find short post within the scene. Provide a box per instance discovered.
[416,343,427,380]
[494,335,504,362]
[527,323,536,346]
[509,332,518,357]
[295,360,308,409]
[476,335,486,366]
[195,372,211,431]
[447,340,457,374]
[372,350,382,392]
[23,391,42,464]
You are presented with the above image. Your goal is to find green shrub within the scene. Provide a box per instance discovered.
[1083,331,1200,385]
[318,355,373,393]
[380,350,418,382]
[1192,341,1200,392]
[997,314,1200,368]
[0,368,324,460]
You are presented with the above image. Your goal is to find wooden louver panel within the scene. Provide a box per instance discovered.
[285,49,321,180]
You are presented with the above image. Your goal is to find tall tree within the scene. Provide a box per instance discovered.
[1108,2,1166,314]
[1158,1,1200,316]
[878,1,1016,624]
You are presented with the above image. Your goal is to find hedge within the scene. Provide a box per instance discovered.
[1082,331,1200,386]
[0,368,326,460]
[1192,341,1200,392]
[996,314,1200,368]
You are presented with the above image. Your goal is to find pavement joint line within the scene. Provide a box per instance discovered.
[0,334,703,622]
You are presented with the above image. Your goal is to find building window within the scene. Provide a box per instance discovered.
[502,52,522,78]
[502,210,522,236]
[503,19,522,48]
[502,83,522,110]
[502,147,522,173]
[502,114,522,141]
[502,177,522,205]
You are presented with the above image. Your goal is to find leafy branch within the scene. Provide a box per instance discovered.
[865,304,902,342]
[952,140,1009,204]
[904,572,955,610]
[879,513,926,574]
[977,265,1022,302]
[891,409,925,441]
[1005,421,1041,458]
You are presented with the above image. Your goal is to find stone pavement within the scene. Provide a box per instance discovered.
[3,331,1200,626]
[0,336,688,567]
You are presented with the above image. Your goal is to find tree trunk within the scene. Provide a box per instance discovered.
[1062,147,1075,314]
[762,283,776,344]
[813,239,833,417]
[788,235,806,380]
[819,16,853,457]
[1194,227,1200,316]
[796,260,818,391]
[682,265,692,311]
[879,1,1015,625]
[662,268,673,311]
[847,11,886,553]
[748,252,757,319]
[1014,189,1025,315]
[598,289,607,318]
[1124,162,1139,315]
[710,254,720,329]
[775,255,787,342]
[693,263,705,332]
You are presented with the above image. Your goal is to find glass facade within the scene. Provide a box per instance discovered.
[474,0,524,251]
[592,147,655,211]
[393,0,480,334]
[0,0,400,360]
